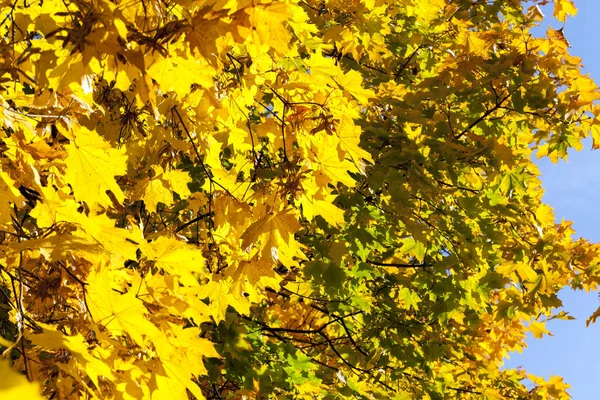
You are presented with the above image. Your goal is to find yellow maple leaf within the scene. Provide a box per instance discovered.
[553,0,577,22]
[135,178,173,212]
[29,323,114,389]
[300,193,345,227]
[187,192,208,214]
[0,359,43,399]
[336,115,373,173]
[74,213,140,263]
[332,69,375,105]
[21,203,140,264]
[241,207,305,267]
[146,42,214,99]
[535,204,555,227]
[29,186,79,228]
[64,126,128,207]
[86,268,161,345]
[151,324,219,399]
[187,11,231,61]
[134,167,191,211]
[0,170,23,226]
[310,131,357,188]
[529,320,551,339]
[240,3,292,55]
[163,169,192,199]
[200,279,233,323]
[140,236,206,286]
[460,31,492,56]
[231,256,280,287]
[7,234,103,263]
[306,51,339,77]
[133,273,212,326]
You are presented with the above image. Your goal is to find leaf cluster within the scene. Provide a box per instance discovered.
[0,0,597,399]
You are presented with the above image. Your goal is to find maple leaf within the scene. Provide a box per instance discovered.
[336,115,373,173]
[459,31,493,56]
[309,131,357,188]
[133,167,191,211]
[332,69,375,105]
[186,11,231,61]
[231,256,281,287]
[146,42,214,99]
[529,320,552,339]
[553,0,577,22]
[241,206,305,267]
[239,3,292,55]
[29,186,79,228]
[140,236,206,286]
[64,126,128,207]
[30,212,141,263]
[86,268,161,345]
[150,325,219,400]
[1,0,599,398]
[299,192,345,227]
[0,170,23,226]
[29,323,115,389]
[7,233,103,262]
[0,359,43,399]
[200,279,233,323]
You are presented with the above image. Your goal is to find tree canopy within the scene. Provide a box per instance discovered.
[1,0,599,398]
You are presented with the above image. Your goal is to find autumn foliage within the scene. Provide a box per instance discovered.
[1,0,600,398]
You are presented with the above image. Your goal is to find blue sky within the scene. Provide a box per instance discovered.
[502,1,600,398]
